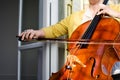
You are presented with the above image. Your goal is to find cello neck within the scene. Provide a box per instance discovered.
[80,0,109,48]
[81,0,109,40]
[103,0,109,4]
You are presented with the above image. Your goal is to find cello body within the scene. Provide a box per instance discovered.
[49,18,120,80]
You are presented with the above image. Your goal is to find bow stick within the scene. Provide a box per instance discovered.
[16,36,120,45]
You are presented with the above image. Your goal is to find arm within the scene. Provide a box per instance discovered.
[19,15,72,41]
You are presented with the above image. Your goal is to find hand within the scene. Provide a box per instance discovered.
[18,29,45,41]
[97,4,120,18]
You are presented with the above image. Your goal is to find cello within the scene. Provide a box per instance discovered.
[49,0,120,80]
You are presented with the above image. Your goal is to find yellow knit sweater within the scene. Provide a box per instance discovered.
[42,4,120,38]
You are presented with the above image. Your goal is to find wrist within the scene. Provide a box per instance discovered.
[36,30,45,38]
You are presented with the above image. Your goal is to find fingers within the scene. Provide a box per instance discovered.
[25,29,34,39]
[97,9,106,15]
[19,29,36,41]
[97,4,106,15]
[97,4,111,17]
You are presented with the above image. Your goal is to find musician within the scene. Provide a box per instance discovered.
[19,0,120,80]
